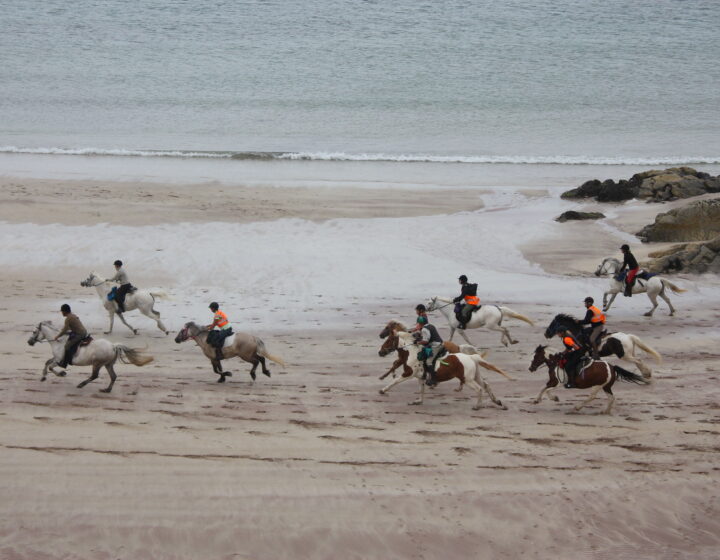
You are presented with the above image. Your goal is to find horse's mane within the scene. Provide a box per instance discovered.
[390,320,408,332]
[554,313,580,324]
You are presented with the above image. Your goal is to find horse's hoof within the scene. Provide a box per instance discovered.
[58,371,67,377]
[250,372,256,381]
[551,396,560,402]
[472,406,480,411]
[41,377,47,382]
[77,383,85,389]
[379,390,385,395]
[223,371,232,377]
[165,331,170,335]
[408,401,422,406]
[263,371,271,377]
[133,329,139,335]
[510,340,519,345]
[500,405,508,411]
[643,312,652,317]
[100,388,111,394]
[217,376,226,383]
[104,331,111,335]
[533,399,540,404]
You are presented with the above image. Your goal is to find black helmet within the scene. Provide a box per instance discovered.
[584,297,594,304]
[60,303,71,313]
[209,302,219,311]
[415,304,426,312]
[114,260,123,266]
[458,275,468,283]
[620,244,629,251]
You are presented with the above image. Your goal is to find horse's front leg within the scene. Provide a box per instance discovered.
[41,358,54,381]
[105,312,115,334]
[379,372,414,396]
[603,291,618,312]
[534,377,559,404]
[572,385,604,413]
[409,377,425,406]
[379,358,403,380]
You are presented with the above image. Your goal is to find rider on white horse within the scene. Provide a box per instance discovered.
[453,275,480,329]
[53,303,88,368]
[581,296,606,359]
[619,244,640,297]
[107,259,133,313]
[207,302,234,364]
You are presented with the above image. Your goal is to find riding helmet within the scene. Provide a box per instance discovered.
[620,244,629,251]
[415,304,426,312]
[61,303,71,313]
[584,297,594,304]
[458,275,468,283]
[209,302,219,311]
[114,259,123,266]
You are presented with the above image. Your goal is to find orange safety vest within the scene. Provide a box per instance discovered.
[589,305,606,324]
[464,295,480,306]
[213,310,229,329]
[563,336,581,351]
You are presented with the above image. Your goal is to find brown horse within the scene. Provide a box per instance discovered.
[379,330,511,409]
[377,320,485,381]
[175,322,286,383]
[528,345,647,414]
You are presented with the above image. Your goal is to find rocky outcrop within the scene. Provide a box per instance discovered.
[637,199,720,242]
[555,211,605,222]
[561,167,720,203]
[646,236,720,274]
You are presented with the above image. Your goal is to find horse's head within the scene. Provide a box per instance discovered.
[379,320,406,339]
[529,345,548,372]
[378,331,399,357]
[595,257,619,277]
[175,321,201,343]
[80,272,102,287]
[27,321,51,346]
[425,297,439,312]
[545,313,580,339]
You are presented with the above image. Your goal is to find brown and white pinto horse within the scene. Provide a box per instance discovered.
[378,330,511,410]
[528,345,647,414]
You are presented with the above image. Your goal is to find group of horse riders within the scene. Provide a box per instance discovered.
[54,259,232,369]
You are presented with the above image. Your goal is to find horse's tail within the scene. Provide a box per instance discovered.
[455,343,488,358]
[115,345,154,367]
[498,306,534,326]
[469,354,513,380]
[256,338,286,368]
[613,365,649,385]
[628,334,662,364]
[661,279,686,294]
[149,289,170,300]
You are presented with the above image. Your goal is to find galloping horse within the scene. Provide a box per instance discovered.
[426,296,534,346]
[27,321,154,392]
[175,322,286,383]
[528,345,647,414]
[378,329,511,410]
[81,272,170,335]
[377,319,481,380]
[594,258,686,316]
[545,313,662,378]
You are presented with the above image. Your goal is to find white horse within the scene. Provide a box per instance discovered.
[27,320,154,392]
[426,296,534,346]
[594,258,686,316]
[379,331,511,410]
[80,272,170,334]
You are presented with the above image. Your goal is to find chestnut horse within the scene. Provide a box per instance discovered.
[377,320,480,380]
[378,330,511,410]
[528,345,647,414]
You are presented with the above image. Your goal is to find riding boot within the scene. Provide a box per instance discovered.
[564,372,574,389]
[215,348,224,363]
[424,362,437,386]
[624,284,632,297]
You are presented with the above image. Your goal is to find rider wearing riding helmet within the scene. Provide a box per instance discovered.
[558,329,584,388]
[410,304,429,333]
[54,303,88,368]
[413,321,443,386]
[453,275,480,330]
[207,302,233,363]
[619,244,639,297]
[581,296,606,360]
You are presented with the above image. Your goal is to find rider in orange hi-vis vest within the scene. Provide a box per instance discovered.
[581,296,605,359]
[453,275,480,329]
[207,302,233,363]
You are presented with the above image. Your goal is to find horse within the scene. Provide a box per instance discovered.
[426,296,534,346]
[378,330,511,410]
[377,319,482,380]
[175,322,286,383]
[528,345,648,414]
[544,313,662,378]
[80,272,170,335]
[27,320,154,392]
[594,257,686,316]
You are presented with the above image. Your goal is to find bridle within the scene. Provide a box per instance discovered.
[426,297,453,312]
[82,274,107,288]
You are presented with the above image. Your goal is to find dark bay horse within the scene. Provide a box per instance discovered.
[545,314,661,378]
[528,345,647,414]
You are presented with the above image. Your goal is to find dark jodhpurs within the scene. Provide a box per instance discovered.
[61,333,83,367]
[584,323,604,358]
[116,283,132,312]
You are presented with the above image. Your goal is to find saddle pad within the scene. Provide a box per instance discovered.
[222,334,235,348]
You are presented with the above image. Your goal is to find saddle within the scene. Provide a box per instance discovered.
[207,329,233,349]
[615,270,654,285]
[79,336,93,346]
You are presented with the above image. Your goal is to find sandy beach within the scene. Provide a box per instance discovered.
[1,172,719,560]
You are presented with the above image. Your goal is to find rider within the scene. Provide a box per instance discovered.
[410,304,429,333]
[581,296,606,360]
[53,303,88,368]
[558,329,584,388]
[619,244,639,297]
[452,275,480,330]
[206,302,233,363]
[107,260,133,313]
[413,321,444,386]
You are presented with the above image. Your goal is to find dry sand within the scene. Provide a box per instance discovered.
[1,178,719,560]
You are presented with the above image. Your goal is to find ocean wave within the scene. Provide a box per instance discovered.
[2,145,719,166]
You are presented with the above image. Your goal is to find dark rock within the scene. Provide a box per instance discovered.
[647,235,720,274]
[555,211,606,223]
[637,199,720,242]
